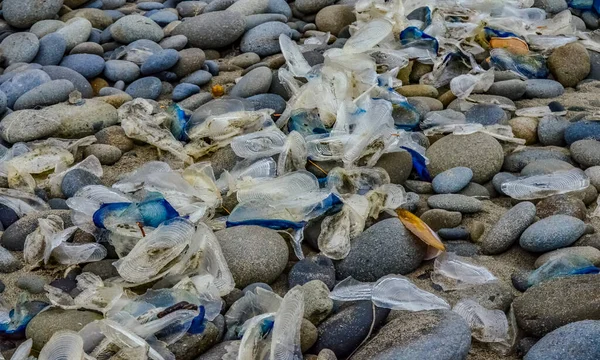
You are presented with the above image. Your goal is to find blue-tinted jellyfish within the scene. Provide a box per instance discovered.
[169,104,191,142]
[288,108,329,137]
[489,48,549,79]
[0,300,49,339]
[400,146,431,181]
[93,197,179,229]
[406,6,432,29]
[572,0,594,9]
[527,255,600,288]
[399,26,439,55]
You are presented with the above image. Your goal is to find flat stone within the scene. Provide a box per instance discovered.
[427,194,483,213]
[229,67,272,98]
[240,22,297,57]
[171,11,245,49]
[482,202,537,255]
[524,79,565,98]
[13,79,75,111]
[47,99,119,138]
[26,309,102,350]
[56,18,93,51]
[519,215,586,252]
[42,65,94,98]
[0,32,39,65]
[110,15,164,44]
[420,209,462,231]
[432,167,473,194]
[374,150,413,184]
[487,79,526,100]
[288,254,335,289]
[125,77,162,100]
[315,5,355,36]
[571,139,600,168]
[525,320,600,360]
[503,147,572,172]
[536,194,587,220]
[3,0,63,28]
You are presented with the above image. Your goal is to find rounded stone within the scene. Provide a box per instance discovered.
[513,275,600,337]
[427,194,483,213]
[521,159,574,177]
[30,20,65,38]
[537,115,569,146]
[240,22,297,57]
[486,79,526,100]
[81,259,119,279]
[296,0,335,14]
[56,18,93,51]
[26,309,102,350]
[3,0,63,29]
[176,1,206,17]
[159,35,188,51]
[465,104,508,125]
[94,125,134,153]
[519,214,586,252]
[509,117,538,145]
[141,49,180,75]
[548,43,590,88]
[125,77,162,100]
[0,246,22,273]
[70,42,104,56]
[0,33,39,66]
[288,254,335,289]
[524,79,565,98]
[60,8,113,29]
[481,202,537,255]
[230,67,272,98]
[534,246,600,268]
[171,11,245,49]
[0,69,51,109]
[215,225,288,288]
[111,15,164,44]
[46,99,118,138]
[33,33,67,67]
[180,70,212,86]
[247,93,286,113]
[315,5,355,35]
[420,209,462,231]
[227,0,270,16]
[503,147,572,172]
[16,275,46,294]
[426,133,504,183]
[336,218,426,282]
[432,167,473,194]
[571,139,600,168]
[536,194,587,220]
[103,60,140,83]
[171,48,206,78]
[0,210,71,251]
[83,144,122,165]
[300,280,333,325]
[61,169,102,198]
[525,320,600,360]
[0,108,61,143]
[59,54,105,79]
[173,83,201,101]
[374,150,413,184]
[565,120,600,145]
[585,166,600,190]
[42,65,93,98]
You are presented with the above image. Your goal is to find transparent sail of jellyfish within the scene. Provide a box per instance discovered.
[365,183,407,219]
[277,131,307,176]
[501,168,590,200]
[67,185,133,235]
[270,286,304,360]
[23,215,78,267]
[343,19,394,54]
[326,167,390,195]
[38,331,85,360]
[450,70,494,99]
[420,109,467,130]
[527,255,599,287]
[8,338,32,360]
[329,277,374,302]
[217,157,277,194]
[372,275,450,311]
[453,299,509,343]
[236,171,319,204]
[237,313,275,360]
[113,217,195,285]
[305,133,348,162]
[95,320,166,360]
[194,222,235,296]
[230,126,287,160]
[187,109,274,143]
[46,155,103,198]
[318,195,369,260]
[113,161,173,193]
[0,188,49,217]
[279,34,312,77]
[225,287,282,340]
[431,252,497,291]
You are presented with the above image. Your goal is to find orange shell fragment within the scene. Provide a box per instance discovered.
[396,208,446,251]
[489,37,529,55]
[211,84,224,97]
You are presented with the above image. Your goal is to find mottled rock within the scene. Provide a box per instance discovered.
[482,202,537,255]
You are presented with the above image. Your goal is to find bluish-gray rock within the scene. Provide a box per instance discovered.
[245,13,288,31]
[465,104,508,125]
[30,19,65,38]
[482,202,537,254]
[103,60,140,83]
[537,115,569,146]
[3,0,63,29]
[503,147,572,172]
[0,246,22,273]
[525,320,600,360]
[103,0,126,9]
[59,54,105,79]
[113,39,162,66]
[171,11,246,49]
[159,35,188,51]
[230,67,272,98]
[520,215,586,252]
[172,83,200,101]
[138,2,164,10]
[524,79,565,98]
[432,167,473,194]
[240,22,297,57]
[141,49,180,75]
[180,70,212,86]
[125,77,162,99]
[247,93,286,113]
[565,121,600,145]
[351,310,471,360]
[0,69,51,109]
[56,18,93,51]
[0,32,40,65]
[33,33,67,66]
[267,0,292,18]
[288,254,335,289]
[176,1,206,17]
[204,0,236,12]
[486,79,526,100]
[336,218,426,282]
[571,139,600,168]
[227,0,270,15]
[61,169,102,198]
[13,79,74,111]
[295,0,335,14]
[42,65,94,98]
[427,194,483,213]
[438,227,470,240]
[533,0,568,13]
[311,301,390,359]
[110,15,164,44]
[0,91,7,115]
[69,42,104,56]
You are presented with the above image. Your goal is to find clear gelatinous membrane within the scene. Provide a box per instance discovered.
[277,131,308,175]
[97,319,165,360]
[113,161,173,193]
[0,188,50,217]
[270,286,304,360]
[47,155,103,198]
[237,313,275,360]
[10,338,32,360]
[230,127,287,160]
[185,98,248,131]
[431,252,497,291]
[329,277,374,302]
[236,171,319,204]
[38,331,85,360]
[45,273,124,314]
[343,18,394,54]
[527,254,599,287]
[279,34,312,77]
[449,70,494,99]
[217,157,278,193]
[326,167,390,195]
[305,133,348,162]
[489,48,548,79]
[453,299,509,343]
[420,109,467,130]
[187,109,274,142]
[225,288,282,340]
[501,168,590,200]
[371,275,450,311]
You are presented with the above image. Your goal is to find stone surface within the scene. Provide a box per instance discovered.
[16,275,46,294]
[487,79,526,100]
[13,79,74,111]
[172,11,245,49]
[94,125,134,153]
[520,159,573,176]
[520,215,586,252]
[125,77,162,100]
[0,32,40,66]
[426,133,504,183]
[315,5,355,35]
[0,246,22,273]
[168,322,220,360]
[288,254,335,289]
[26,309,102,350]
[296,0,335,14]
[420,209,462,231]
[427,194,483,213]
[374,150,413,184]
[83,144,122,165]
[524,79,565,98]
[351,310,471,360]
[110,15,164,44]
[0,69,51,109]
[336,218,426,282]
[216,225,288,287]
[240,22,296,57]
[509,116,538,145]
[56,18,93,51]
[548,43,590,87]
[525,320,600,360]
[503,147,571,172]
[48,99,119,138]
[514,275,600,337]
[3,0,63,29]
[0,108,61,143]
[571,139,600,168]
[301,280,333,325]
[0,210,71,251]
[536,194,587,220]
[482,202,537,255]
[432,167,473,194]
[229,67,272,98]
[61,169,102,198]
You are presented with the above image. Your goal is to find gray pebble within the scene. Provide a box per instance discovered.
[482,202,536,254]
[17,275,46,294]
[230,67,273,98]
[520,215,586,252]
[427,194,483,213]
[432,167,473,194]
[524,79,564,98]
